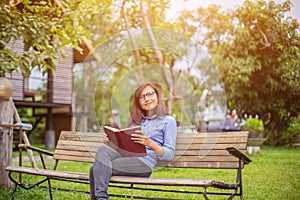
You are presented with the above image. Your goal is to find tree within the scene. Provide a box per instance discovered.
[0,0,89,76]
[73,0,216,129]
[189,0,300,145]
[0,0,93,188]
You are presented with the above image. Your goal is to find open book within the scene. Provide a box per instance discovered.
[103,126,147,157]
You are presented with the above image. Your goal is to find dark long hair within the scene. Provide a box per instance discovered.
[128,82,166,126]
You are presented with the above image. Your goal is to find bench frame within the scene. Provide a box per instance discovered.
[6,131,251,200]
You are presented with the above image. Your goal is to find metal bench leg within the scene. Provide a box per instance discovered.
[8,171,18,200]
[11,184,18,200]
[8,170,52,199]
[202,187,209,200]
[40,153,53,200]
[46,178,53,200]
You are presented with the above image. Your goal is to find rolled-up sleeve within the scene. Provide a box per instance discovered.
[158,116,177,161]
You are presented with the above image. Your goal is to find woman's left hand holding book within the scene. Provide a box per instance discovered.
[131,130,150,146]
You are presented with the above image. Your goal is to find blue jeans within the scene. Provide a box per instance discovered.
[89,145,152,200]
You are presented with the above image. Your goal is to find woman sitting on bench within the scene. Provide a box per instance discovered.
[89,82,178,200]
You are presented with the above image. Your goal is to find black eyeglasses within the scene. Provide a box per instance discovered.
[139,91,156,102]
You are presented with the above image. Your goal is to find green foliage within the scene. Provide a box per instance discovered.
[73,1,212,130]
[186,0,300,144]
[0,0,89,76]
[285,115,300,144]
[287,115,300,136]
[242,118,264,136]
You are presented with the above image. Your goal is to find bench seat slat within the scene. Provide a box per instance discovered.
[54,146,98,153]
[5,166,237,189]
[56,140,102,147]
[53,155,94,163]
[177,137,248,144]
[59,136,104,142]
[176,143,246,150]
[52,155,239,167]
[55,143,246,152]
[54,150,241,160]
[175,132,248,138]
[57,136,249,143]
[168,161,240,168]
[60,132,102,138]
[54,149,95,157]
[6,166,89,180]
[175,149,244,156]
[53,148,246,158]
[173,155,238,162]
[58,132,248,143]
[60,131,248,137]
[110,176,215,187]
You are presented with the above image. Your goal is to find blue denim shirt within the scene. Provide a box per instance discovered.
[138,115,177,170]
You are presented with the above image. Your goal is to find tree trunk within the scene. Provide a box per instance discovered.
[0,99,14,188]
[122,0,144,82]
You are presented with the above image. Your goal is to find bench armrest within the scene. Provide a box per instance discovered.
[226,147,252,164]
[19,144,54,157]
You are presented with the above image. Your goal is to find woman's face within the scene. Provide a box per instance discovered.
[138,85,158,112]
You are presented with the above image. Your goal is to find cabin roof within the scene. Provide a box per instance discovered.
[74,36,101,63]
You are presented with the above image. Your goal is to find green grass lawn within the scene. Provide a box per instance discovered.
[1,146,299,199]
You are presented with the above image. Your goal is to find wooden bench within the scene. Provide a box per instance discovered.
[6,131,251,200]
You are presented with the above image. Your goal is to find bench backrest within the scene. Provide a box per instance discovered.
[54,131,249,169]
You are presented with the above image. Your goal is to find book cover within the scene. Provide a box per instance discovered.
[103,126,147,157]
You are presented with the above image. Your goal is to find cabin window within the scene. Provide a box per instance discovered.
[24,67,48,102]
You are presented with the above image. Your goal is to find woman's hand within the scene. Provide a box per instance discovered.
[131,130,164,157]
[131,130,151,146]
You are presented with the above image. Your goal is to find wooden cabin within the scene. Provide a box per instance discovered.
[6,37,96,146]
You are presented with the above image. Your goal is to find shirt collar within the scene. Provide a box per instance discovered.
[142,114,157,119]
